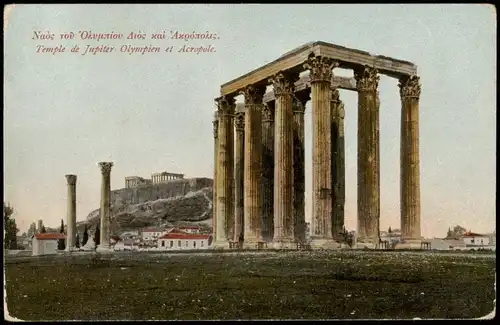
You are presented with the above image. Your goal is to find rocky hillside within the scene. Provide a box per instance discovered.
[75,177,213,235]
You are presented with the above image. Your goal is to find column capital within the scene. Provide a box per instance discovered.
[65,174,77,185]
[269,71,299,97]
[234,111,245,131]
[354,65,379,92]
[240,84,266,104]
[262,103,274,122]
[399,75,421,99]
[303,54,339,83]
[215,96,236,116]
[98,162,113,175]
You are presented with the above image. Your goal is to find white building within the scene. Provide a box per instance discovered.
[141,227,169,241]
[31,233,66,256]
[177,225,200,234]
[462,231,491,247]
[157,229,212,250]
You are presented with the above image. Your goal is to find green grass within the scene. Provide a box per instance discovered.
[4,250,496,320]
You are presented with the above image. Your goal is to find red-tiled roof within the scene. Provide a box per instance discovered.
[33,233,66,240]
[463,231,486,237]
[158,233,211,240]
[111,235,121,242]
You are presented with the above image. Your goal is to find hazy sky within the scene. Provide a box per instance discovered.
[4,4,496,238]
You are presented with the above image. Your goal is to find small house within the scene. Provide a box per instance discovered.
[31,233,66,256]
[462,231,490,247]
[157,228,212,250]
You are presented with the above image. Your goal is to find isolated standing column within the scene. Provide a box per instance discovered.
[98,162,113,251]
[65,174,77,251]
[399,75,422,241]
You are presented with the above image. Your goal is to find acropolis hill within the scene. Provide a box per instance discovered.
[75,177,213,235]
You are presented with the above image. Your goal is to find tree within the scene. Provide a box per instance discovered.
[94,226,100,246]
[445,225,467,239]
[41,225,46,233]
[27,222,37,238]
[57,219,66,250]
[75,234,80,249]
[3,202,18,249]
[82,225,89,246]
[388,226,392,234]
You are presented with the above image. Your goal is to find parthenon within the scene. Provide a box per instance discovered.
[151,172,184,183]
[125,171,185,188]
[212,41,421,249]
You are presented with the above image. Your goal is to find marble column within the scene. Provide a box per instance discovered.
[269,71,298,248]
[212,112,219,240]
[234,111,245,243]
[304,54,339,248]
[97,162,113,252]
[330,88,346,241]
[213,96,235,248]
[65,174,77,251]
[242,84,266,248]
[292,90,309,243]
[399,76,422,241]
[260,102,275,242]
[354,66,380,244]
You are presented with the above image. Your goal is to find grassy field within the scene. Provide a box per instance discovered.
[4,250,496,320]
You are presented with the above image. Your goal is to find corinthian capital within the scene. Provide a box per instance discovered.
[241,84,266,104]
[304,54,339,83]
[98,162,113,175]
[354,66,379,92]
[65,174,77,185]
[269,71,298,97]
[398,75,421,99]
[262,103,274,122]
[234,112,245,131]
[215,96,236,116]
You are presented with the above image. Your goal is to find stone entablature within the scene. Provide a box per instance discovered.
[220,41,417,97]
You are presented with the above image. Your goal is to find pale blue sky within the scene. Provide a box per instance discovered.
[4,4,496,238]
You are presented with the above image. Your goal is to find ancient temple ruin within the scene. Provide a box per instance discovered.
[212,41,421,249]
[125,171,184,188]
